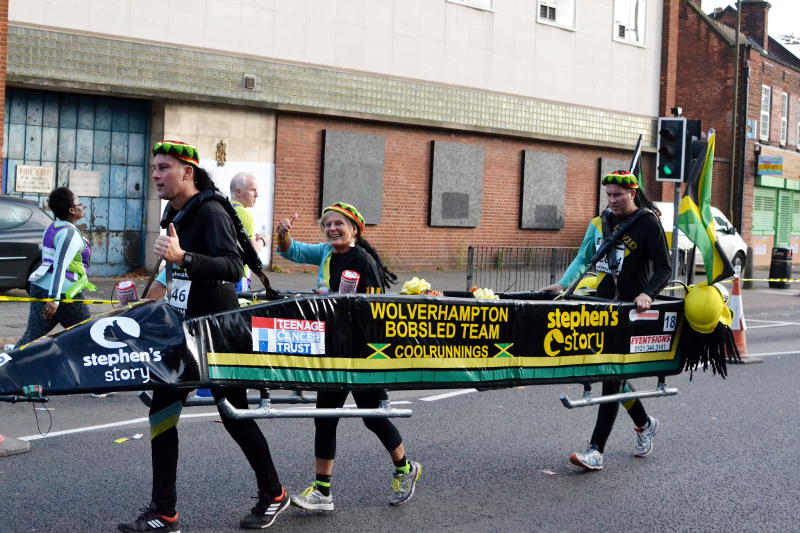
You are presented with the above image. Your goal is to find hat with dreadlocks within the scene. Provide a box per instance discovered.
[322,202,365,232]
[602,170,639,189]
[152,140,200,167]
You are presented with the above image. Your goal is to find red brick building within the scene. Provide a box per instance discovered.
[673,0,800,266]
[273,115,637,272]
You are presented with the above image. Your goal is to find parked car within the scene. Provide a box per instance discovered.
[653,201,748,273]
[0,195,52,293]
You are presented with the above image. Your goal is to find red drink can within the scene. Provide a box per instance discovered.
[339,270,360,293]
[115,280,139,305]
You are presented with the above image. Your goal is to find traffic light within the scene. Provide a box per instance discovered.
[684,119,703,174]
[655,117,687,182]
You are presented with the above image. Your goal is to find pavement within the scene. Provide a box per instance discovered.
[1,266,797,346]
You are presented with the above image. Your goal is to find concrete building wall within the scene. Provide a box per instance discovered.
[144,101,277,270]
[5,1,669,272]
[9,0,663,117]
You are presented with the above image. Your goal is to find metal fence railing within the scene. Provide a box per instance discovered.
[465,246,695,294]
[465,246,579,292]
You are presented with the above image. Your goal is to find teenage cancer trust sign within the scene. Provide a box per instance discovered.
[252,317,326,355]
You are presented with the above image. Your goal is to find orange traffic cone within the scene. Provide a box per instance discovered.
[729,266,761,364]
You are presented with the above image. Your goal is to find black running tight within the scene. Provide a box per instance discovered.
[589,381,649,453]
[149,387,282,515]
[314,390,403,460]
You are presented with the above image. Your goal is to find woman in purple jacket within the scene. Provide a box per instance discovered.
[16,187,94,347]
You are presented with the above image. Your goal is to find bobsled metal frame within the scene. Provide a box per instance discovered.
[137,389,411,419]
[559,376,678,409]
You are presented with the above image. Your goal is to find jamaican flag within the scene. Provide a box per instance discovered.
[677,130,734,285]
[629,134,645,192]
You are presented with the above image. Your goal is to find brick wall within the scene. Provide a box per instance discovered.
[272,113,635,272]
[744,48,800,240]
[739,0,769,51]
[674,2,736,212]
[659,0,680,115]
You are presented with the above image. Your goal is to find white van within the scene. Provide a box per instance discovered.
[653,202,748,272]
[705,206,748,271]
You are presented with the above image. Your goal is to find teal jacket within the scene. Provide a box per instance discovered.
[278,239,334,290]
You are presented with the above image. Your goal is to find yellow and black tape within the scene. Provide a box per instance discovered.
[0,295,119,304]
[723,277,800,283]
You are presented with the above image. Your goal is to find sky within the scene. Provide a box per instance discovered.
[700,1,800,48]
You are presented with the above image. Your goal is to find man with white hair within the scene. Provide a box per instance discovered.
[229,171,266,291]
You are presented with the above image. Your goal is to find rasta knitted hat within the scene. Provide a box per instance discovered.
[153,140,200,167]
[602,170,639,189]
[322,202,365,232]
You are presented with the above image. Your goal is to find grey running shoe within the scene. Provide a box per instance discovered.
[390,460,421,506]
[634,415,659,457]
[570,446,604,471]
[290,484,334,511]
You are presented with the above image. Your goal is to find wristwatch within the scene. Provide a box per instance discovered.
[182,252,194,270]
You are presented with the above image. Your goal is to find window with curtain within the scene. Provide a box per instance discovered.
[779,92,788,145]
[759,85,771,141]
[613,0,646,45]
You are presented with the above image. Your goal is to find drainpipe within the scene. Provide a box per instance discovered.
[728,0,742,224]
[737,58,750,231]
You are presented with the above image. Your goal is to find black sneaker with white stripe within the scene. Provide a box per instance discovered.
[240,486,290,529]
[117,504,180,532]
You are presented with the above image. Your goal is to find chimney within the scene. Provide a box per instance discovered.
[739,0,770,51]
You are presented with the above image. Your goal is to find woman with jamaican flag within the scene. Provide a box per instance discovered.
[542,170,671,471]
[275,202,422,510]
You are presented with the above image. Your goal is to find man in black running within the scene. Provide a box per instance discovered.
[542,170,671,471]
[117,140,288,532]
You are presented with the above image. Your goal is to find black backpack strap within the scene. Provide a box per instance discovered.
[561,208,650,299]
[599,210,621,273]
[153,189,279,298]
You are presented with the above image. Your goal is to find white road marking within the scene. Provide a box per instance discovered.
[747,322,797,329]
[19,411,220,441]
[744,350,800,358]
[420,389,476,402]
[19,401,415,441]
[342,400,411,408]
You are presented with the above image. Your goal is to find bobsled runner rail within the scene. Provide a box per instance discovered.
[559,377,678,409]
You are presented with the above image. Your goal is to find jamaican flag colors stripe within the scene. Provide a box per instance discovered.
[208,359,680,387]
[677,130,734,285]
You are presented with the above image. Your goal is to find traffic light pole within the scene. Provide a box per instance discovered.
[670,185,681,279]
